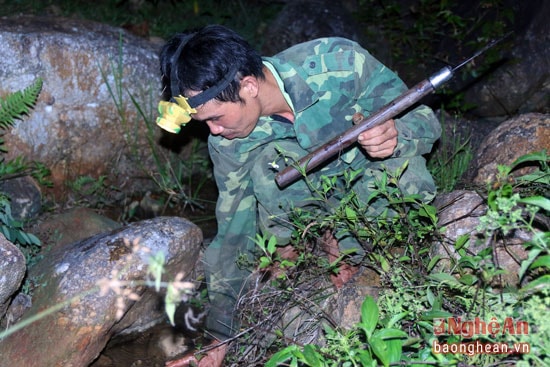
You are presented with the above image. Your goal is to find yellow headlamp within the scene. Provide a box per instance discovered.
[156,95,197,134]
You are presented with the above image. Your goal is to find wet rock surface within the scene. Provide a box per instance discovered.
[0,216,202,367]
[0,235,26,322]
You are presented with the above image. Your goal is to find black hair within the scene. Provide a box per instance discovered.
[159,25,265,104]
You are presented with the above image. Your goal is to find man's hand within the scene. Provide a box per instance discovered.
[354,113,398,159]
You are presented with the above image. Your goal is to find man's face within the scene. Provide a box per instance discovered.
[190,95,260,140]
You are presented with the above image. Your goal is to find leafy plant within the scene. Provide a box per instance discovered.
[0,78,47,261]
[261,150,548,367]
[266,295,408,367]
[66,174,120,209]
[0,193,41,261]
[282,161,439,271]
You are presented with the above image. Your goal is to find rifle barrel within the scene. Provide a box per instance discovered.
[274,66,453,188]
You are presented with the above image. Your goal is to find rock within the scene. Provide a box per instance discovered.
[332,267,381,330]
[0,176,42,221]
[468,113,550,184]
[277,276,334,346]
[0,15,164,202]
[90,323,189,367]
[261,0,362,56]
[463,0,549,117]
[0,234,26,321]
[0,293,32,330]
[28,207,122,250]
[432,190,530,286]
[0,216,202,367]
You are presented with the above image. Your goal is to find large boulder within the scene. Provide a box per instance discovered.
[432,190,530,286]
[463,0,549,117]
[468,113,549,185]
[0,15,164,201]
[0,216,202,367]
[261,0,362,56]
[0,234,26,321]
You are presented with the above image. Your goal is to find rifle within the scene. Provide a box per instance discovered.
[274,35,510,188]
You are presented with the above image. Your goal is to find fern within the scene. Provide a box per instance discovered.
[0,78,43,129]
[0,78,44,255]
[0,78,43,155]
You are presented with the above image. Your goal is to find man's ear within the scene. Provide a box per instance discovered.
[239,76,259,98]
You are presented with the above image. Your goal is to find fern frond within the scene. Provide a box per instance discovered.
[0,78,43,130]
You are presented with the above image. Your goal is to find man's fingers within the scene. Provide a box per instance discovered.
[357,119,398,158]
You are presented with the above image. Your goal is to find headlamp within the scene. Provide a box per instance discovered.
[156,96,197,134]
[156,33,238,134]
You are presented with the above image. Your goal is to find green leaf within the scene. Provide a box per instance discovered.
[518,171,550,185]
[421,310,454,321]
[360,296,379,338]
[458,273,478,286]
[510,150,547,169]
[375,328,408,340]
[259,256,272,269]
[529,255,550,271]
[267,235,278,255]
[426,288,435,306]
[521,274,550,294]
[0,78,43,128]
[302,344,322,366]
[371,253,390,272]
[454,234,470,251]
[518,196,550,212]
[385,337,404,364]
[418,204,437,221]
[266,346,297,367]
[355,350,375,366]
[427,255,441,272]
[429,272,460,284]
[345,206,357,221]
[518,248,542,280]
[386,312,409,329]
[370,335,389,367]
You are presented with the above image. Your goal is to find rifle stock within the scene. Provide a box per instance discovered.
[274,66,453,188]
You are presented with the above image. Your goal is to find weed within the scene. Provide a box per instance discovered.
[98,33,215,214]
[262,150,548,366]
[427,111,473,192]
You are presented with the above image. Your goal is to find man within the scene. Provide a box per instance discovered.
[157,25,440,366]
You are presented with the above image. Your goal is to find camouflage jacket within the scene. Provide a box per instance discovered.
[208,36,440,250]
[204,37,441,338]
